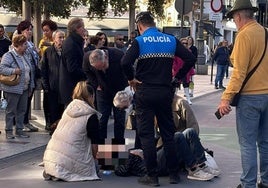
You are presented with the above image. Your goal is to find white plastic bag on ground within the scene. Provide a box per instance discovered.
[205,151,219,170]
[113,86,134,109]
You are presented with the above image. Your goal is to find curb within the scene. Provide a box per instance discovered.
[0,145,46,169]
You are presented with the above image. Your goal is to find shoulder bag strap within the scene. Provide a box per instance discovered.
[237,27,268,93]
[9,52,20,68]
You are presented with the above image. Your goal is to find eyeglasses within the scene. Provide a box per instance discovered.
[117,38,124,41]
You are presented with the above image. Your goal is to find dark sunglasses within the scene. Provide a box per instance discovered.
[117,38,124,41]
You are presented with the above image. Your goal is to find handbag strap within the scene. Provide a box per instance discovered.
[237,27,268,94]
[9,52,20,68]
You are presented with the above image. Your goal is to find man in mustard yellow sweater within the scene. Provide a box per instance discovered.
[217,0,268,188]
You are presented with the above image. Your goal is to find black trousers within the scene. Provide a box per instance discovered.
[43,91,50,126]
[135,85,178,177]
[96,90,126,144]
[47,90,64,125]
[23,90,34,124]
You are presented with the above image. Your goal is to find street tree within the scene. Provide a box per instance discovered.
[0,0,169,19]
[0,0,87,18]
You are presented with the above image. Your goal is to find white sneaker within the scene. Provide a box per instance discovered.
[201,165,221,177]
[187,168,214,181]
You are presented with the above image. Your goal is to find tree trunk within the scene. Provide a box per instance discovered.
[128,0,136,38]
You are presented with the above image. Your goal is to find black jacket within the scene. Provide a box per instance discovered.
[83,47,128,98]
[212,46,230,66]
[121,28,196,86]
[0,37,11,58]
[41,45,61,92]
[59,32,87,105]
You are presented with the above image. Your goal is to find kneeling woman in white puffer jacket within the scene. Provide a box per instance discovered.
[43,81,101,181]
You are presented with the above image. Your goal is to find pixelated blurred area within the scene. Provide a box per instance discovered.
[98,138,128,170]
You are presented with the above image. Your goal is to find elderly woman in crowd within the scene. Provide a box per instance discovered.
[0,34,35,139]
[16,20,40,132]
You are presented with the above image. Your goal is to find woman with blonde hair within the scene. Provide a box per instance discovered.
[43,81,101,181]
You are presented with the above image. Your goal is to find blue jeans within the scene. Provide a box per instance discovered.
[215,64,227,87]
[182,128,206,165]
[96,90,126,144]
[157,128,206,176]
[236,94,268,188]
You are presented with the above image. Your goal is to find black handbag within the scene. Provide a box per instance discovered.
[230,27,268,106]
[230,93,240,106]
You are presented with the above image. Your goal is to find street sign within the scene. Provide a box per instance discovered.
[209,12,223,21]
[175,0,193,15]
[211,0,223,13]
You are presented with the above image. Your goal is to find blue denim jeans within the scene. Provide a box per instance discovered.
[96,90,126,144]
[157,128,206,176]
[215,64,227,87]
[182,128,206,165]
[236,94,268,188]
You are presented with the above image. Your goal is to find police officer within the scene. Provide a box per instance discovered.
[121,11,196,186]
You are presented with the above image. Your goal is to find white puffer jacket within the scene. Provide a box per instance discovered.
[43,99,100,181]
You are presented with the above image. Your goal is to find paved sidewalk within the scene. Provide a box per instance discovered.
[0,65,229,160]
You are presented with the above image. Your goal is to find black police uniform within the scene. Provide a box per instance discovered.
[121,25,196,177]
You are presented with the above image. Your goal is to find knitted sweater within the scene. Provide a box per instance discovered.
[222,21,268,101]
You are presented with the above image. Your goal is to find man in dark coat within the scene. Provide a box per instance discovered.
[0,24,11,101]
[83,47,128,144]
[60,18,86,106]
[0,24,11,61]
[212,39,230,89]
[41,30,65,130]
